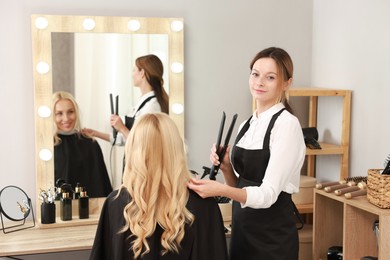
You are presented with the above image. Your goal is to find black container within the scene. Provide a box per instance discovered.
[78,191,89,219]
[60,192,72,221]
[41,202,56,224]
[328,246,343,260]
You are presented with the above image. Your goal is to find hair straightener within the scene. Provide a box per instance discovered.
[202,112,238,180]
[109,93,119,142]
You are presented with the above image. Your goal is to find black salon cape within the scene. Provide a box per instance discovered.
[89,188,228,260]
[54,133,112,197]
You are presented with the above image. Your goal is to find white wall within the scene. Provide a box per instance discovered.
[312,0,390,181]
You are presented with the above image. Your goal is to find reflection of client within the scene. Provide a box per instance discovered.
[53,91,112,198]
[90,113,228,260]
[84,54,169,145]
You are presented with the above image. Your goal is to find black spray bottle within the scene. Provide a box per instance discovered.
[60,192,72,221]
[78,190,89,219]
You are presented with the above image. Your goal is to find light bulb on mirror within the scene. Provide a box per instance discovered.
[36,62,50,74]
[170,20,183,32]
[171,62,183,73]
[172,103,184,115]
[35,17,49,29]
[128,20,141,31]
[37,105,51,118]
[39,149,52,161]
[83,18,96,31]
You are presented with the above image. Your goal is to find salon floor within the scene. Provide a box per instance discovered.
[1,239,230,260]
[0,250,91,260]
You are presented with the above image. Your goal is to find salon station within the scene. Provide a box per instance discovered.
[1,1,390,260]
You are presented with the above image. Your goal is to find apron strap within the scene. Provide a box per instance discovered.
[125,95,156,129]
[234,108,286,147]
[293,202,304,230]
[234,116,252,145]
[263,108,285,149]
[135,95,156,114]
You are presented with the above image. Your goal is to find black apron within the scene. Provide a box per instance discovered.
[122,95,156,173]
[124,95,156,130]
[229,108,299,260]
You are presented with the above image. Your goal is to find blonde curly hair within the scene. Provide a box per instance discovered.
[121,113,194,258]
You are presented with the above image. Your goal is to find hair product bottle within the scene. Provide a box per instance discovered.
[78,191,89,219]
[74,182,81,199]
[60,192,72,221]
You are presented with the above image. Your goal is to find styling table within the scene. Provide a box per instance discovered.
[0,222,97,257]
[0,203,232,257]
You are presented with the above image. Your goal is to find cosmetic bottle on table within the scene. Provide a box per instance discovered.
[60,192,72,221]
[78,190,89,219]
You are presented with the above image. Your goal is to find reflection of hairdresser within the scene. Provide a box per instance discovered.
[84,54,169,145]
[90,113,228,260]
[53,91,112,198]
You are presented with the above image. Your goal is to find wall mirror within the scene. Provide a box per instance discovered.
[31,14,184,227]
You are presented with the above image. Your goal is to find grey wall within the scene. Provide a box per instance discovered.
[311,0,390,181]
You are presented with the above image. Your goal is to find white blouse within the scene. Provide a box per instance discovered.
[235,103,306,209]
[110,91,161,145]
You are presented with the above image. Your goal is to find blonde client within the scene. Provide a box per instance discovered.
[90,113,228,260]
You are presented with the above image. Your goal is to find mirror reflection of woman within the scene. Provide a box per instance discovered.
[84,54,169,145]
[53,91,112,198]
[90,113,228,260]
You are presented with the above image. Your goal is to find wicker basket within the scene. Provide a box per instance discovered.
[367,169,390,209]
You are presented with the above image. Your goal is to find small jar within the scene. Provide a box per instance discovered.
[41,202,56,224]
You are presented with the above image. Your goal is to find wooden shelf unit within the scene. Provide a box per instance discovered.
[314,189,390,259]
[287,87,352,180]
[287,87,351,216]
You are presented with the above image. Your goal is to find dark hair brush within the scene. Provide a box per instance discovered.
[382,154,390,174]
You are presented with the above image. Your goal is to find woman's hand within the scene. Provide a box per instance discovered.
[210,144,231,172]
[110,115,125,131]
[187,178,226,198]
[81,128,95,137]
[188,177,247,204]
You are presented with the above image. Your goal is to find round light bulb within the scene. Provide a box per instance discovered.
[128,20,141,31]
[172,103,184,115]
[39,149,52,161]
[170,20,183,32]
[83,18,96,31]
[37,105,51,118]
[35,17,49,29]
[36,62,50,74]
[171,62,183,73]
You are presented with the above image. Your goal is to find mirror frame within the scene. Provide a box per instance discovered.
[31,14,184,227]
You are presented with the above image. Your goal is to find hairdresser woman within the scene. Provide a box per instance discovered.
[188,47,306,260]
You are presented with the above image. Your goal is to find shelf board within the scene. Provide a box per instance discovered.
[287,87,351,97]
[296,203,313,214]
[306,142,345,155]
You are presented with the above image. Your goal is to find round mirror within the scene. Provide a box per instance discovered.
[0,186,31,221]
